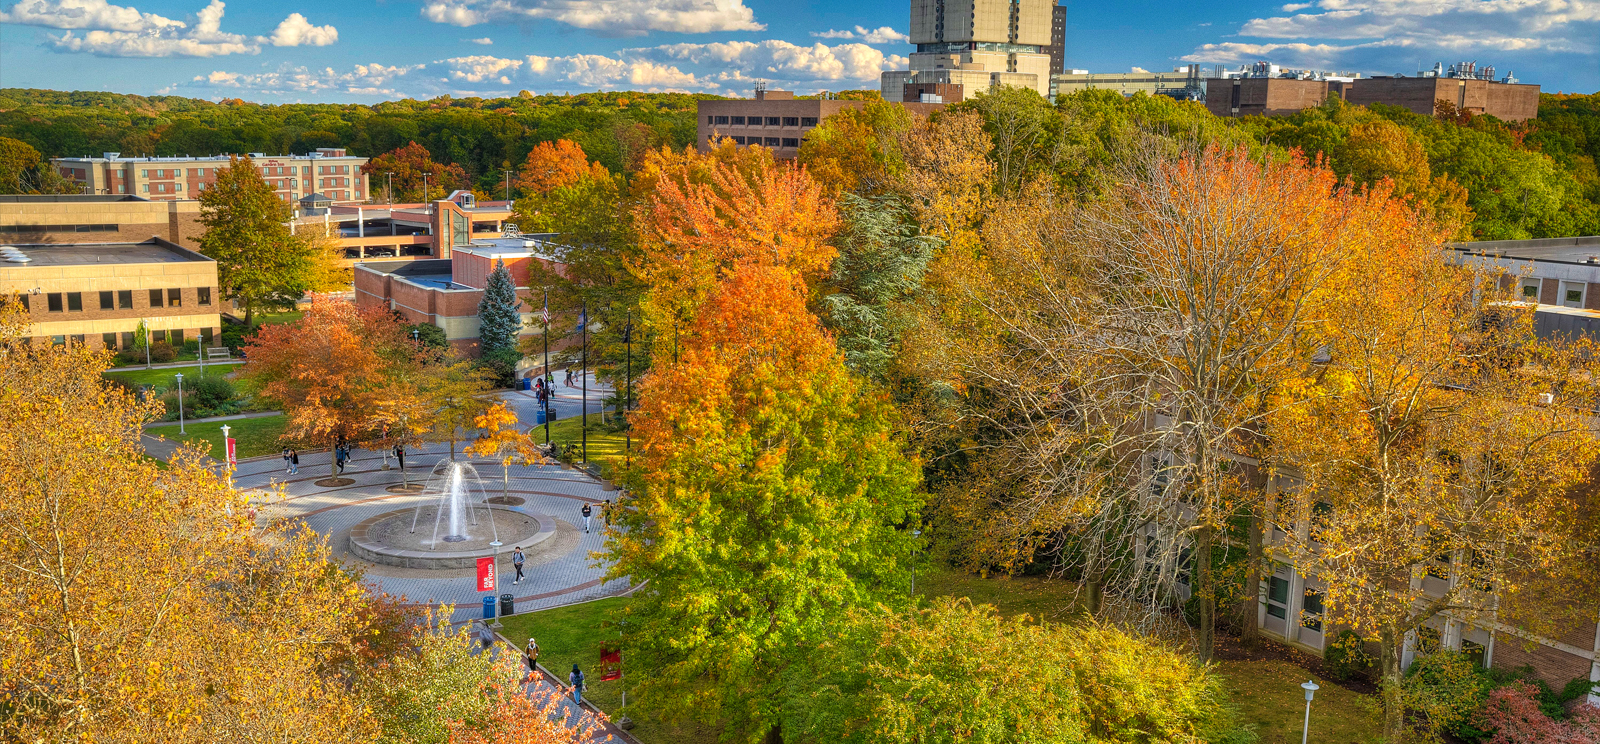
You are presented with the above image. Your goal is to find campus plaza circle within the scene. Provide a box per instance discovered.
[238,438,630,622]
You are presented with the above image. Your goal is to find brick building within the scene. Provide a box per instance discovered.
[353,235,563,361]
[292,191,515,264]
[0,194,205,249]
[52,148,369,204]
[697,89,943,157]
[1205,76,1540,121]
[0,238,222,351]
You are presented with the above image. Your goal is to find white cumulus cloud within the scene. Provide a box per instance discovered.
[418,0,762,36]
[5,0,340,57]
[810,25,909,44]
[466,36,493,44]
[270,13,337,47]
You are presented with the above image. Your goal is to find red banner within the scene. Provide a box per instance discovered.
[225,437,237,466]
[476,556,496,592]
[599,646,622,681]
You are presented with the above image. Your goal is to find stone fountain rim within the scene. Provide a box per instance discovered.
[347,505,557,568]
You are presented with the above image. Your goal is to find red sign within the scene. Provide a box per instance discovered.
[599,647,622,681]
[476,556,496,592]
[225,437,237,466]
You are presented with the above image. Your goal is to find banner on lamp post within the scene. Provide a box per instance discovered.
[225,437,237,467]
[476,556,496,592]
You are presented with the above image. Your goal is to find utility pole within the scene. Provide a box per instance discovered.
[385,171,393,204]
[422,172,432,205]
[503,169,513,202]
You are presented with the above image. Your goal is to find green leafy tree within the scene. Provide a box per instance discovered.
[0,136,75,194]
[197,155,312,326]
[823,193,940,379]
[361,141,468,202]
[607,263,923,743]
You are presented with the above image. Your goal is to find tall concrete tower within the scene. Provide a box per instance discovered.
[884,0,1056,102]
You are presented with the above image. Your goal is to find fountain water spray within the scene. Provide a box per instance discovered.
[409,460,500,548]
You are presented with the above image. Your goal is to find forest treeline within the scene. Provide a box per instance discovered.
[1,87,1599,239]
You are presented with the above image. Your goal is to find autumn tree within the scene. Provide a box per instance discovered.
[795,100,913,196]
[466,402,546,501]
[0,298,397,741]
[238,296,415,476]
[0,136,75,194]
[198,155,314,326]
[515,139,610,196]
[303,224,355,292]
[606,263,922,743]
[420,355,496,459]
[362,141,468,202]
[1262,195,1600,740]
[447,659,603,744]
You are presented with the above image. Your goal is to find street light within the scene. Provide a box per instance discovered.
[1300,680,1319,744]
[385,171,394,204]
[220,423,232,489]
[175,372,186,435]
[911,528,922,597]
[422,172,432,205]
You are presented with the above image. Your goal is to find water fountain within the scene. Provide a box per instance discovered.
[347,459,557,570]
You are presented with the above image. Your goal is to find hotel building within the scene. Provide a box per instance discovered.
[51,148,370,204]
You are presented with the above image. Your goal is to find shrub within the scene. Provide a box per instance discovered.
[783,598,1254,744]
[405,323,448,351]
[1405,650,1492,739]
[114,348,143,366]
[477,348,521,388]
[1480,682,1600,744]
[147,342,176,363]
[189,375,235,410]
[182,339,200,355]
[1323,630,1375,683]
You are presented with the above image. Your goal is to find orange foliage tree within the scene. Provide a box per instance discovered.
[631,140,839,356]
[515,139,610,197]
[448,659,603,744]
[239,296,418,476]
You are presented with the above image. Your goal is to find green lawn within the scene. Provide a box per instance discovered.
[497,598,717,743]
[145,414,290,459]
[103,363,236,390]
[913,565,1086,623]
[1216,659,1382,744]
[542,413,629,479]
[255,310,303,325]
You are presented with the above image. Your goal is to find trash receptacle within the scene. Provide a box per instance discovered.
[482,595,496,620]
[522,377,532,391]
[536,408,546,425]
[500,593,515,617]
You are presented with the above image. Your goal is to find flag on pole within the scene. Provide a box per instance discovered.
[574,309,587,333]
[599,646,622,681]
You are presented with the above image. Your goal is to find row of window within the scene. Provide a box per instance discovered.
[710,135,803,148]
[40,327,214,350]
[1520,277,1588,308]
[0,224,117,234]
[707,115,819,127]
[19,287,212,314]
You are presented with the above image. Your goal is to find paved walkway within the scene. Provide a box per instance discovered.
[461,625,636,742]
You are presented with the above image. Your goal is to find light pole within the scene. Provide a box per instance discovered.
[220,423,232,488]
[542,287,551,446]
[1300,680,1319,744]
[580,300,587,464]
[385,171,393,204]
[422,172,432,204]
[503,169,513,201]
[175,372,186,435]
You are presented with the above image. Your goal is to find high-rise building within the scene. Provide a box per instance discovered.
[882,0,1055,103]
[1048,4,1066,74]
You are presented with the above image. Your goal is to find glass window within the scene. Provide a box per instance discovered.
[51,335,66,346]
[198,287,211,306]
[16,293,27,311]
[764,137,780,147]
[171,329,184,346]
[767,116,781,126]
[47,293,62,312]
[120,331,134,349]
[118,290,132,309]
[1267,575,1290,619]
[733,136,746,145]
[167,288,182,307]
[782,138,799,148]
[731,116,746,125]
[141,169,148,177]
[101,332,118,349]
[141,184,148,193]
[201,327,214,346]
[99,290,114,310]
[1301,588,1324,632]
[149,289,163,308]
[706,115,714,124]
[151,330,166,344]
[714,116,729,125]
[1519,278,1541,299]
[1561,281,1586,308]
[801,117,818,126]
[783,116,799,126]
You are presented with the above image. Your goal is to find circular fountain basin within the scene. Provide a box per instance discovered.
[348,505,556,570]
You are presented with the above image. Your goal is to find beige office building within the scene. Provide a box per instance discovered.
[51,148,369,204]
[882,0,1057,102]
[0,194,205,248]
[0,238,222,350]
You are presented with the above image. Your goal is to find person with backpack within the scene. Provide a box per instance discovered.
[393,444,405,472]
[334,445,346,474]
[524,637,540,681]
[282,448,292,474]
[581,503,593,533]
[288,449,299,475]
[511,546,526,585]
[568,664,585,705]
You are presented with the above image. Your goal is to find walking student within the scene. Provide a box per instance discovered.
[289,448,299,475]
[524,637,540,681]
[335,445,346,474]
[512,546,526,585]
[581,503,592,533]
[569,664,585,705]
[477,621,495,650]
[282,447,292,474]
[394,444,405,472]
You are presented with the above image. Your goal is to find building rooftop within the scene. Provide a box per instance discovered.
[1454,236,1600,265]
[455,236,562,260]
[0,194,152,203]
[0,239,210,267]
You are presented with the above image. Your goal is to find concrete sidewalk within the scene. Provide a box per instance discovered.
[142,410,281,430]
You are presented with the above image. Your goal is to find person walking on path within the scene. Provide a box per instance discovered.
[603,499,612,528]
[524,637,540,682]
[393,444,405,472]
[477,621,495,650]
[288,449,299,475]
[581,503,592,533]
[282,448,292,474]
[568,665,585,705]
[335,445,346,475]
[512,547,526,585]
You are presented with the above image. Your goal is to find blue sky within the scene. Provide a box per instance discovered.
[1,0,1596,103]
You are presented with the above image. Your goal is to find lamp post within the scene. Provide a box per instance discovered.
[1300,680,1319,744]
[385,171,393,204]
[175,373,185,435]
[911,528,922,597]
[220,423,232,489]
[422,172,432,204]
[580,299,587,464]
[503,169,513,201]
[542,287,551,446]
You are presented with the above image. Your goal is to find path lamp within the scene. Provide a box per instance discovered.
[175,373,185,435]
[220,424,232,489]
[911,528,922,597]
[1300,680,1319,744]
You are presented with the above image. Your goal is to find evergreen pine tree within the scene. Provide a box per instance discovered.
[477,259,522,356]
